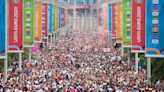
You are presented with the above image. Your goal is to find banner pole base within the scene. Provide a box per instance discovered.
[29,48,31,62]
[135,52,139,74]
[19,53,22,71]
[147,57,151,80]
[4,57,8,83]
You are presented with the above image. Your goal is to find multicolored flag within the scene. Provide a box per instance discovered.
[146,0,164,57]
[8,0,23,52]
[23,0,34,47]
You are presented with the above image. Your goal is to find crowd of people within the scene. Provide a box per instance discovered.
[0,31,164,92]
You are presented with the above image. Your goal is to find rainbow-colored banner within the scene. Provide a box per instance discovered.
[146,0,164,57]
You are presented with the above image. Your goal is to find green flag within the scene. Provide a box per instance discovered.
[122,0,132,47]
[23,0,34,47]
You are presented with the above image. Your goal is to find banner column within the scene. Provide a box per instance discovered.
[51,33,53,43]
[121,44,124,57]
[4,57,8,82]
[135,52,139,73]
[147,57,151,80]
[29,48,32,62]
[19,53,22,71]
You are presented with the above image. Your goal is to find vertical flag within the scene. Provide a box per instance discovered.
[64,9,67,26]
[34,0,42,42]
[8,0,23,52]
[0,0,6,58]
[48,4,52,33]
[108,3,112,35]
[122,0,132,47]
[42,3,48,38]
[132,0,145,53]
[55,6,58,31]
[58,7,61,28]
[52,5,56,32]
[98,8,103,26]
[116,0,123,43]
[103,3,108,33]
[23,0,34,47]
[146,0,164,57]
[112,3,117,39]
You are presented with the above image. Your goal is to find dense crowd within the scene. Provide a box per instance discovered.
[0,31,164,92]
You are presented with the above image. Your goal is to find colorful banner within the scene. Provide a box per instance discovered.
[112,4,117,39]
[146,0,164,57]
[98,8,103,26]
[31,42,40,52]
[55,6,58,31]
[23,0,34,47]
[58,7,61,28]
[48,4,52,33]
[122,0,132,47]
[0,0,6,58]
[108,4,112,35]
[34,0,42,42]
[8,0,23,52]
[52,5,56,32]
[103,3,108,33]
[42,3,48,38]
[132,0,145,53]
[64,9,67,27]
[116,0,123,43]
[61,8,65,27]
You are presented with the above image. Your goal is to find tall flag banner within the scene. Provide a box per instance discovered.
[23,0,34,47]
[0,0,6,58]
[108,3,112,35]
[98,8,103,26]
[48,4,52,33]
[146,0,164,57]
[103,3,108,33]
[112,3,117,39]
[64,9,67,26]
[132,0,145,53]
[58,7,61,28]
[52,5,56,32]
[122,0,132,47]
[34,0,42,42]
[116,0,123,43]
[55,6,58,31]
[60,8,63,27]
[31,42,40,52]
[8,0,23,52]
[42,3,48,38]
[61,8,65,27]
